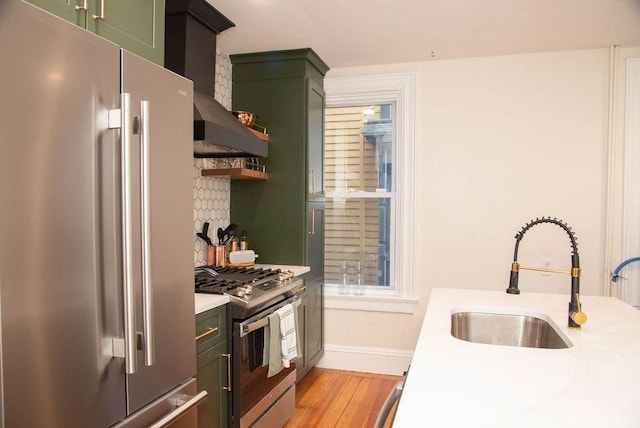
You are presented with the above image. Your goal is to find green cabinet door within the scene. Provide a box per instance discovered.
[87,0,164,65]
[306,280,324,369]
[196,340,229,428]
[295,279,324,381]
[24,0,164,65]
[306,201,325,285]
[307,79,325,200]
[196,305,229,428]
[295,287,308,379]
[24,0,86,26]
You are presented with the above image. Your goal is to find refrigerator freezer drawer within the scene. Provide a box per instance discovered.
[114,378,203,428]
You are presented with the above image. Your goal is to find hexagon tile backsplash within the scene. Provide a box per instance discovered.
[193,50,232,266]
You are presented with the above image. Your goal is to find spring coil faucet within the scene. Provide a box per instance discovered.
[506,217,587,330]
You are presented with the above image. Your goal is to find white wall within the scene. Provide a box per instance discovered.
[320,47,640,374]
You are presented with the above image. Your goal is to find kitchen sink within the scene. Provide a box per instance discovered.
[450,310,572,349]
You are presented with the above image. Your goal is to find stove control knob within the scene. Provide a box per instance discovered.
[236,289,246,298]
[244,285,253,295]
[278,273,289,282]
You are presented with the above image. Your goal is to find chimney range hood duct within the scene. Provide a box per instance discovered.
[165,0,267,158]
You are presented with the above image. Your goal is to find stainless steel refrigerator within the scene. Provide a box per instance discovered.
[0,1,200,426]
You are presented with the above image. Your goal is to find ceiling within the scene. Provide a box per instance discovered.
[205,0,640,69]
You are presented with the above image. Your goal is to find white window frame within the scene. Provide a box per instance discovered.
[323,73,417,314]
[621,58,640,306]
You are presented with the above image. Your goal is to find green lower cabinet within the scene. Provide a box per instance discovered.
[305,281,324,369]
[295,280,324,381]
[295,288,308,379]
[24,0,164,65]
[196,305,229,428]
[196,340,229,428]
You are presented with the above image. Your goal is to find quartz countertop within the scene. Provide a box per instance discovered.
[253,264,310,277]
[194,264,310,315]
[393,288,640,427]
[194,294,229,315]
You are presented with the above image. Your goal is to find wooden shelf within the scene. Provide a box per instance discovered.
[201,168,267,180]
[248,127,268,142]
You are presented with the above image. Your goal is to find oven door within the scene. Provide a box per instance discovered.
[232,294,303,428]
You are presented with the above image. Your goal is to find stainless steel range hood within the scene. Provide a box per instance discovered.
[165,0,267,158]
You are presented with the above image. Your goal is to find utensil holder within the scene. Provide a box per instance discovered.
[214,245,226,267]
[207,245,215,266]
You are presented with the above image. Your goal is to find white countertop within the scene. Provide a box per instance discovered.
[194,294,230,315]
[394,288,640,427]
[254,264,310,278]
[194,264,310,315]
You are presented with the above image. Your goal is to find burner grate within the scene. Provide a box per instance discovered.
[194,266,281,294]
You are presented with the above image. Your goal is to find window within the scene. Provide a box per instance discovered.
[323,74,416,313]
[325,104,393,288]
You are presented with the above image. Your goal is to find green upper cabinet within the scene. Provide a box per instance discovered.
[307,79,325,200]
[230,48,329,266]
[25,0,165,65]
[24,0,86,26]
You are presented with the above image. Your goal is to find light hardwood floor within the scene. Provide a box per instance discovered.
[284,368,403,428]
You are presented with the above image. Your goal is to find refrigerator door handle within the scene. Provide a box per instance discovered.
[140,99,155,367]
[121,92,138,375]
[148,390,208,428]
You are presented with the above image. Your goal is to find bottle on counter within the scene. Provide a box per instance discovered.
[240,230,248,251]
[229,237,239,253]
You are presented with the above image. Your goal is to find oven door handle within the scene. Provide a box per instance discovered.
[241,317,270,337]
[239,294,303,338]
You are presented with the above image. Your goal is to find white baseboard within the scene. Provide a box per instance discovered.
[316,344,413,376]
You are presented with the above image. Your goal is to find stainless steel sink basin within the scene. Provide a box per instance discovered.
[451,311,572,349]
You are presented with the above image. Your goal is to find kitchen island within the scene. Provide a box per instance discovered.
[394,288,640,427]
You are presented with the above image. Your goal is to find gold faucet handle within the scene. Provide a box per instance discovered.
[571,292,588,326]
[571,310,588,325]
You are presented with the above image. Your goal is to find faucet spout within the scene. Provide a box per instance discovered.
[506,217,587,330]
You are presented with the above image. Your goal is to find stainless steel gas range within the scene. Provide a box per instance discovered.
[195,266,305,428]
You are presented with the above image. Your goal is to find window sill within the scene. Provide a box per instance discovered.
[324,289,417,314]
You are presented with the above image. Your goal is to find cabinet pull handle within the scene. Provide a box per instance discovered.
[92,0,105,19]
[75,0,87,11]
[308,209,315,235]
[310,168,316,194]
[195,326,219,341]
[223,353,232,392]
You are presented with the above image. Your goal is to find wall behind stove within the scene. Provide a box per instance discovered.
[193,50,232,266]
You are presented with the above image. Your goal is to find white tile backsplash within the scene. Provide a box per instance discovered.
[193,50,232,266]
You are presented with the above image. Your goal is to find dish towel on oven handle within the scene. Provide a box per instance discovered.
[265,300,303,377]
[276,303,297,368]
